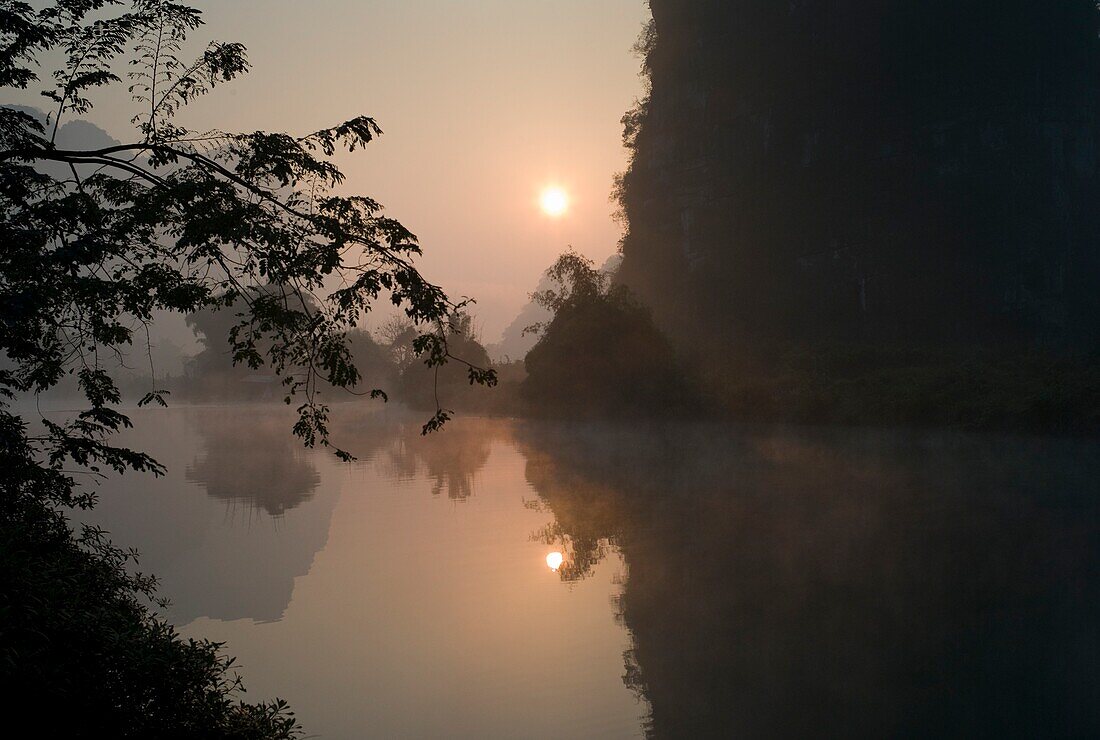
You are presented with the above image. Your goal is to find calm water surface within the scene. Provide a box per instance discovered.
[89,405,1098,738]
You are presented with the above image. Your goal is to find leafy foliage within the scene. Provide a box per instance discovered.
[1,0,495,463]
[0,412,301,738]
[524,249,612,337]
[0,1,494,733]
[399,311,498,419]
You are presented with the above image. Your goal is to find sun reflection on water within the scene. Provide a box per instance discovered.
[546,551,564,571]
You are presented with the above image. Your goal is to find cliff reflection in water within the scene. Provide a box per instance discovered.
[95,407,395,625]
[518,422,1100,738]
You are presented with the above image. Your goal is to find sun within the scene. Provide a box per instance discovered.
[539,186,569,217]
[546,551,564,571]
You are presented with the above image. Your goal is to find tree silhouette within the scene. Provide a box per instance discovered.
[1,0,495,470]
[0,1,488,734]
[522,250,696,417]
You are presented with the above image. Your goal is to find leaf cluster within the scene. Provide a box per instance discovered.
[0,3,496,731]
[1,0,495,477]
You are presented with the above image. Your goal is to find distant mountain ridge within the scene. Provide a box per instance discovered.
[3,103,119,144]
[1,105,201,377]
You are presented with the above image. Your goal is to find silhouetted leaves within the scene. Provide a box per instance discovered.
[0,2,493,734]
[1,0,494,474]
[0,412,302,737]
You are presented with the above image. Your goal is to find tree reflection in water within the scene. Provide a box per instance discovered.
[380,419,497,501]
[186,406,410,517]
[187,407,322,517]
[516,421,1100,738]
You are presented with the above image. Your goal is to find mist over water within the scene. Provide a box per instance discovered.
[89,405,1099,738]
[91,406,644,738]
[7,2,1100,736]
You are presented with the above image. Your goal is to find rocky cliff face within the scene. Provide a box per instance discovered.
[617,1,1100,352]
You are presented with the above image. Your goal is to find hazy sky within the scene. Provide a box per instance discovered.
[14,0,652,340]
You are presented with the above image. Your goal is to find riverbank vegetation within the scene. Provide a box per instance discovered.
[169,246,1100,434]
[0,416,300,737]
[505,250,1100,434]
[521,251,699,419]
[695,343,1100,434]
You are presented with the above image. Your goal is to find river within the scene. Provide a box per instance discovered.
[86,404,1098,738]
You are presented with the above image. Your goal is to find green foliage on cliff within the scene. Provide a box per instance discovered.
[603,1,1100,431]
